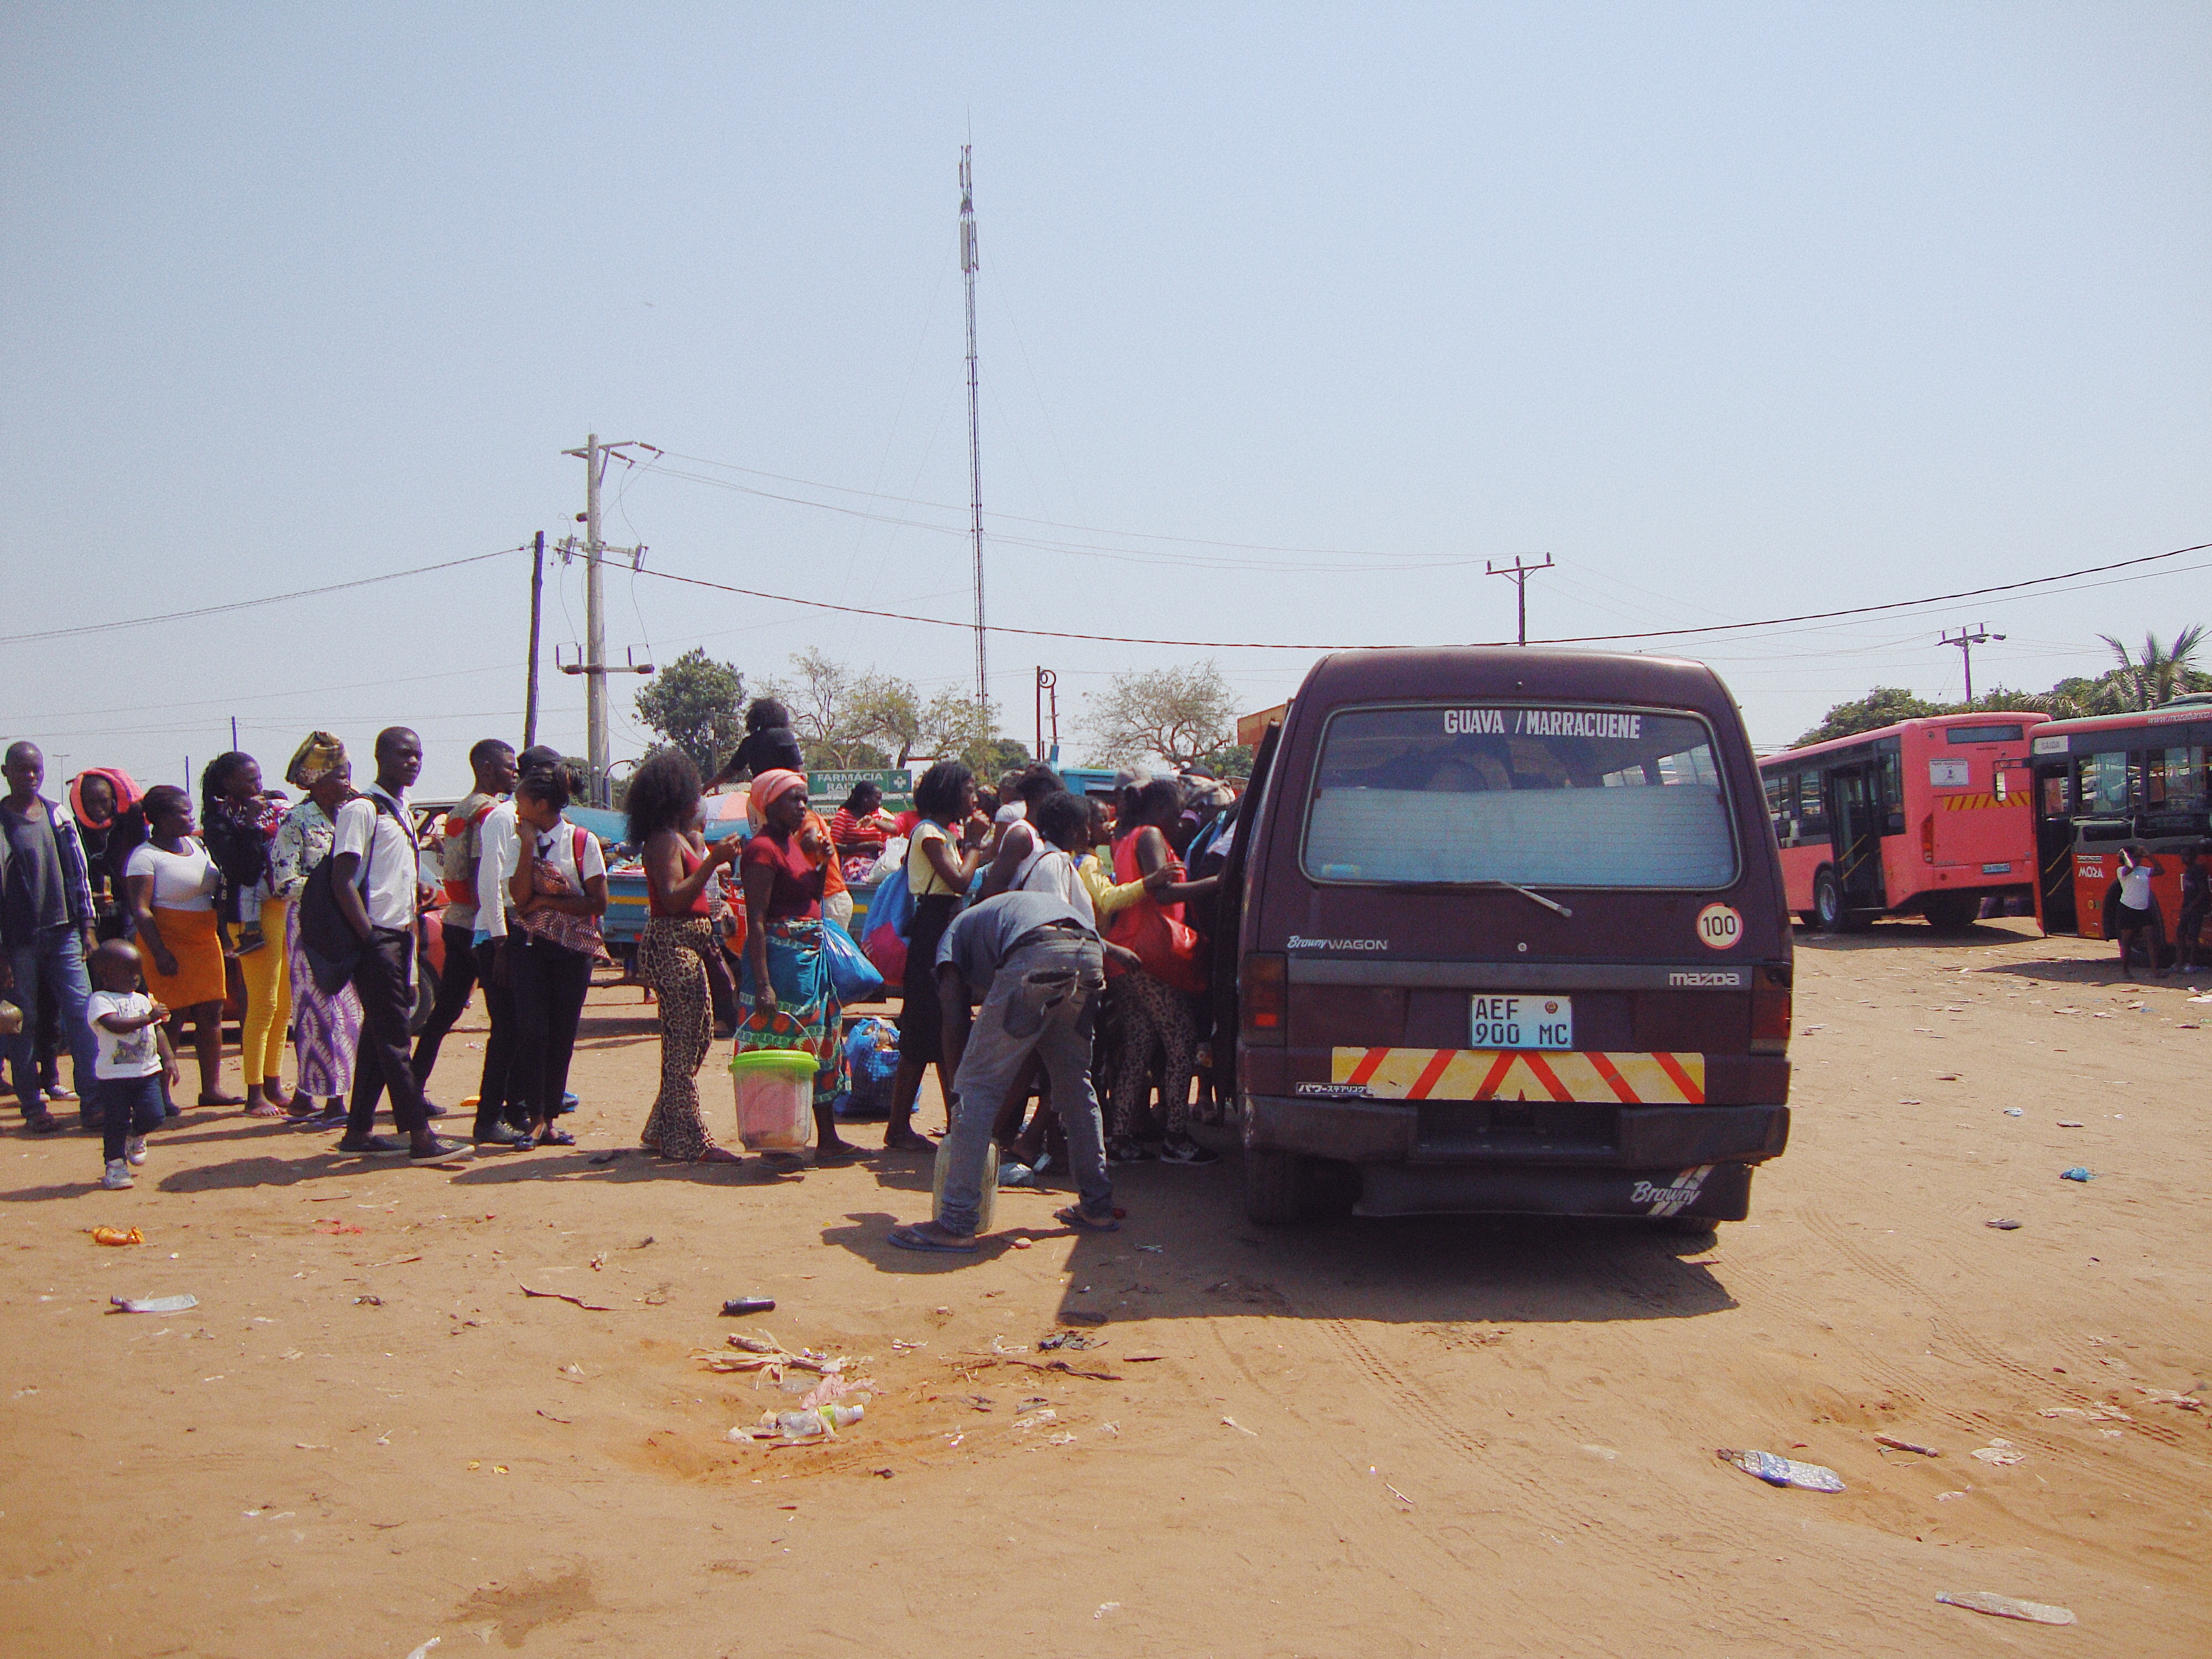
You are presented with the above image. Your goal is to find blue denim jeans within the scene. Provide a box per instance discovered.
[937,930,1113,1237]
[3,927,97,1111]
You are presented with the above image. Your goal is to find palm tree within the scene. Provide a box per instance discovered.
[2099,625,2205,711]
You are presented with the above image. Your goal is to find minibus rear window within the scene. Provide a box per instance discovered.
[1300,705,1738,889]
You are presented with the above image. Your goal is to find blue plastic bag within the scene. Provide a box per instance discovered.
[822,915,886,1003]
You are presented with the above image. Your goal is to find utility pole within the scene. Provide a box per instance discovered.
[559,437,655,806]
[1938,623,2005,705]
[961,145,987,716]
[523,530,545,751]
[1035,667,1058,764]
[1485,554,1554,646]
[229,716,238,752]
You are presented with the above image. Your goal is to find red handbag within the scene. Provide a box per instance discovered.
[1105,833,1208,995]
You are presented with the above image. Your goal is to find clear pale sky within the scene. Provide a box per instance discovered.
[4,4,2206,798]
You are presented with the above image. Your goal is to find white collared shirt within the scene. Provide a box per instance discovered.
[333,782,418,932]
[475,800,520,940]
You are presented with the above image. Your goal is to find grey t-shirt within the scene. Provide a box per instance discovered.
[935,891,1093,999]
[1,799,66,940]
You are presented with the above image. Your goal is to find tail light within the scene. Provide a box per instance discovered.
[1751,964,1791,1053]
[1240,951,1286,1046]
[1921,813,1936,864]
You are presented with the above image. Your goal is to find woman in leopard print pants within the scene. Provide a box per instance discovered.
[628,751,743,1163]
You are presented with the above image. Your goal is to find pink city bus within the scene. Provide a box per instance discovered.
[1759,716,2045,932]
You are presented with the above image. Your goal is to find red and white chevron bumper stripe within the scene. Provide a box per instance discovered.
[1329,1047,1706,1105]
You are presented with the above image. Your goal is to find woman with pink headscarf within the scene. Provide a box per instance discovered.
[734,770,851,1160]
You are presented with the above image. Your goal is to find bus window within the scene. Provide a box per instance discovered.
[2041,772,2072,817]
[1946,723,2025,744]
[1878,749,1904,832]
[1764,771,1788,834]
[2152,746,2207,811]
[2077,750,2132,816]
[1796,774,1829,838]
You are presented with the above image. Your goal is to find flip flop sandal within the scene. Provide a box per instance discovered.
[887,1224,980,1254]
[538,1129,576,1147]
[1054,1205,1121,1233]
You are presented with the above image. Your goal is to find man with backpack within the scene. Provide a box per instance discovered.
[326,728,468,1162]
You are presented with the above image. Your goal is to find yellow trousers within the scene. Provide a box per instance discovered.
[238,897,293,1086]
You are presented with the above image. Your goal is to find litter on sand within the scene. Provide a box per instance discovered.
[732,1401,867,1444]
[1874,1434,1940,1457]
[1937,1591,2075,1625]
[519,1284,614,1311]
[109,1293,197,1314]
[721,1297,776,1316]
[87,1226,144,1247]
[1716,1448,1845,1491]
[2060,1167,2095,1182]
[1971,1439,2025,1465]
[2135,1387,2204,1411]
[1985,1218,2022,1230]
[1222,1415,1259,1436]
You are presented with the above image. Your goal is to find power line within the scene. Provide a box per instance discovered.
[628,540,2210,653]
[0,547,524,647]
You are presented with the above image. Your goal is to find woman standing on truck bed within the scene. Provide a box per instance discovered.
[1104,778,1218,1166]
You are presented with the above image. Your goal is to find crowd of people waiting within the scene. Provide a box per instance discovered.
[0,703,1248,1249]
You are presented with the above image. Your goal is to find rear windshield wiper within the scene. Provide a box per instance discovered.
[1472,880,1573,920]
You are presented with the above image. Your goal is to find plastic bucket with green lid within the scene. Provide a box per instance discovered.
[729,1048,820,1150]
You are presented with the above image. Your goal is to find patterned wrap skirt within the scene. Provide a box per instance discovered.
[735,917,847,1110]
[285,901,362,1098]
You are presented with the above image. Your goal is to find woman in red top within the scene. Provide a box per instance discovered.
[1105,777,1219,1166]
[735,770,851,1160]
[629,750,741,1163]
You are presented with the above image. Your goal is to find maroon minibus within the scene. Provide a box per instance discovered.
[1212,649,1792,1226]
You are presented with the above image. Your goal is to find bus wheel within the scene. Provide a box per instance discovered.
[1922,893,1980,931]
[1813,868,1850,934]
[1652,1214,1718,1238]
[1242,1148,1310,1225]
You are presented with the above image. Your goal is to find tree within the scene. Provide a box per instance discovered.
[1792,687,1945,747]
[1192,741,1256,779]
[1086,661,1239,768]
[634,649,745,778]
[761,649,914,768]
[2099,627,2206,711]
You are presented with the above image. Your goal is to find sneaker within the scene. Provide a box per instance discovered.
[101,1159,132,1190]
[421,1100,449,1119]
[124,1136,148,1166]
[336,1134,409,1156]
[24,1112,62,1135]
[1105,1138,1153,1165]
[409,1135,473,1165]
[474,1123,529,1149]
[1159,1136,1220,1166]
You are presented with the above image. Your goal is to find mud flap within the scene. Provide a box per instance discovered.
[1353,1160,1755,1221]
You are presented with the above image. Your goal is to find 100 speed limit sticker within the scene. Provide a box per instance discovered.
[1695,902,1743,951]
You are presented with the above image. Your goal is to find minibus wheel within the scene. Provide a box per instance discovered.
[1922,893,1979,931]
[1813,868,1850,933]
[1242,1147,1310,1224]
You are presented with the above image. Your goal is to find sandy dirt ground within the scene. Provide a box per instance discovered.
[2,917,2208,1657]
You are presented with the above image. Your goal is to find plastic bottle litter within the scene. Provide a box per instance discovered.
[721,1297,775,1316]
[732,1400,866,1442]
[1985,1218,2022,1230]
[88,1226,144,1247]
[1716,1448,1844,1491]
[109,1293,198,1315]
[1937,1591,2075,1625]
[2060,1167,2095,1182]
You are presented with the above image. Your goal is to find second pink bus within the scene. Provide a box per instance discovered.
[1759,716,2045,931]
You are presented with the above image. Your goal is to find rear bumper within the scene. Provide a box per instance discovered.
[1241,1092,1786,1218]
[1241,1092,1789,1167]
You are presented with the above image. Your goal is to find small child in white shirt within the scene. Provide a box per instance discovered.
[85,941,180,1190]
